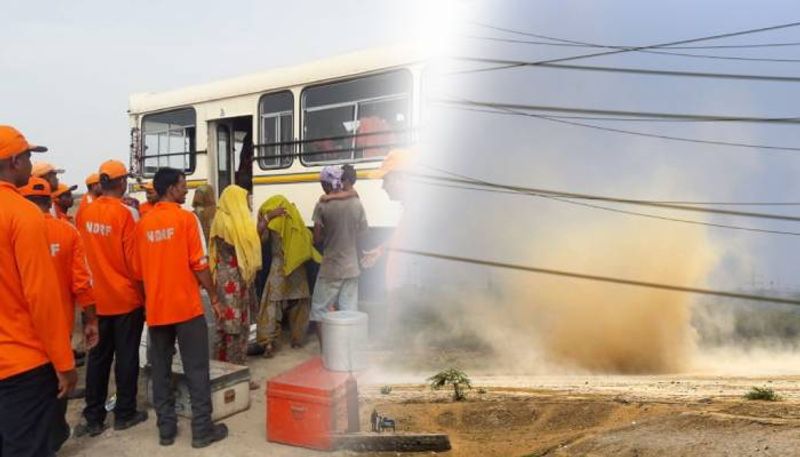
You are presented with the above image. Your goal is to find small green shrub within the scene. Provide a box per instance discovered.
[428,368,472,401]
[744,386,780,401]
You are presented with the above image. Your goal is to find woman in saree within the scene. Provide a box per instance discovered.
[209,186,262,384]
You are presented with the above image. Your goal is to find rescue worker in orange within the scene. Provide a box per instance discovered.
[52,182,77,224]
[133,167,228,448]
[138,181,159,218]
[31,161,63,192]
[19,176,100,453]
[77,159,148,437]
[76,172,101,223]
[0,125,76,457]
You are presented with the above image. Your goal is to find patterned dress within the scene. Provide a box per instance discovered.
[256,231,311,348]
[213,239,256,364]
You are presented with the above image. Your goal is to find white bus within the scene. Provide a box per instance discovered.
[128,45,423,299]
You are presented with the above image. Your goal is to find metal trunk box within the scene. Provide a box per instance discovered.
[266,357,358,451]
[146,359,251,421]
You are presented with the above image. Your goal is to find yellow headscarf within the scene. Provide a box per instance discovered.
[209,185,262,284]
[259,195,321,276]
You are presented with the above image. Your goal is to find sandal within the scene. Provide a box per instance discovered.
[262,343,275,359]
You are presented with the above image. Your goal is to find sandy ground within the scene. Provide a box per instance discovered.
[59,342,329,457]
[57,343,800,457]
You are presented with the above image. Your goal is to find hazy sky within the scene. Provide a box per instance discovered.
[5,0,800,290]
[1,0,426,185]
[402,0,800,291]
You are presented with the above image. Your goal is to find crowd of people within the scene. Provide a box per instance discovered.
[0,124,409,456]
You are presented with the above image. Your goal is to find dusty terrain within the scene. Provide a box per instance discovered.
[56,342,800,457]
[360,382,800,457]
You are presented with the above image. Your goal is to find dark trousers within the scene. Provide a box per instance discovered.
[83,307,145,426]
[149,315,213,438]
[0,363,58,457]
[49,397,69,454]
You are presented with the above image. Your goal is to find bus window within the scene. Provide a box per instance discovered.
[257,91,293,169]
[301,70,411,165]
[141,108,196,176]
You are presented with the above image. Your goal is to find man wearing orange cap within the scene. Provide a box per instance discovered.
[78,159,148,436]
[76,173,102,225]
[52,183,78,224]
[0,125,76,457]
[19,176,100,453]
[31,161,64,192]
[138,181,159,218]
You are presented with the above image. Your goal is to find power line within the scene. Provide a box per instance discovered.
[451,56,800,82]
[468,21,800,50]
[454,106,800,124]
[415,169,800,221]
[443,101,800,153]
[408,177,800,206]
[464,34,800,50]
[465,25,800,63]
[438,99,800,124]
[392,248,800,306]
[409,170,800,237]
[457,20,800,74]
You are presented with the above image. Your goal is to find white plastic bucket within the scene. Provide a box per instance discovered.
[321,310,368,372]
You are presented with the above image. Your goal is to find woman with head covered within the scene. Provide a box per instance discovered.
[255,195,320,357]
[209,186,261,382]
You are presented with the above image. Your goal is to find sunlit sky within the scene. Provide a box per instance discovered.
[1,0,429,185]
[4,0,800,289]
[411,0,800,290]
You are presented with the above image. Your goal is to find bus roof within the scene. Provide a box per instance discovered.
[128,45,423,115]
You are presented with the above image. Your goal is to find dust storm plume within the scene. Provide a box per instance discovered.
[385,212,719,375]
[507,221,717,373]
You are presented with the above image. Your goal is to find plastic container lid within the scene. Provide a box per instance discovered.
[322,311,368,326]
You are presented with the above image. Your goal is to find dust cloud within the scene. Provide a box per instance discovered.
[384,218,720,375]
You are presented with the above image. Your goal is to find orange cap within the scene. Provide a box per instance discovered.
[370,148,416,179]
[99,160,130,180]
[18,177,53,198]
[32,162,65,177]
[52,183,77,198]
[142,181,154,191]
[0,126,47,160]
[85,173,100,186]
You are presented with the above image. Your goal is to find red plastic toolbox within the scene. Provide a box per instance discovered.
[266,357,358,450]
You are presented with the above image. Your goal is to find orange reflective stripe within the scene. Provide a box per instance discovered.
[135,202,206,326]
[79,196,142,316]
[0,182,74,379]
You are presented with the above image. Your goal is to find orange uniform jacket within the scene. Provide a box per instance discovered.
[55,206,73,225]
[139,202,154,218]
[0,182,74,379]
[75,193,94,226]
[45,214,95,333]
[134,202,208,326]
[79,196,143,316]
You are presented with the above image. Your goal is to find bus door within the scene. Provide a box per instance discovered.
[209,115,253,196]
